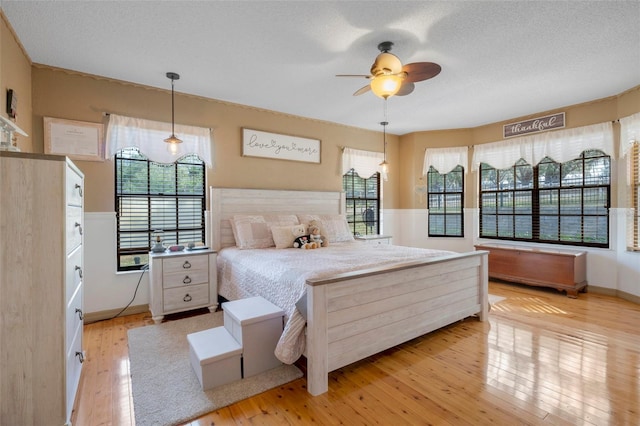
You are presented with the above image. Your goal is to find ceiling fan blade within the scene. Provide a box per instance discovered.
[396,82,415,96]
[402,62,442,83]
[336,74,372,79]
[353,85,371,96]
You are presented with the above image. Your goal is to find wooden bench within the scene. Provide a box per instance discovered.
[475,243,587,298]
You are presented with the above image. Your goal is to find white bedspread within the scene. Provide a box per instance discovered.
[217,242,454,364]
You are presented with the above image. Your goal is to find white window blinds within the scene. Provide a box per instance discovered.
[342,147,384,178]
[106,114,212,166]
[423,146,468,175]
[472,122,614,170]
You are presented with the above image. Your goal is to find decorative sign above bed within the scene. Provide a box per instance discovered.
[242,128,321,164]
[503,112,565,138]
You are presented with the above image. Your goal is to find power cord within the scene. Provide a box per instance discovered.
[106,263,149,321]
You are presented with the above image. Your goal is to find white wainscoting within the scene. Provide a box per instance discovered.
[82,209,639,315]
[387,208,639,299]
[84,213,150,316]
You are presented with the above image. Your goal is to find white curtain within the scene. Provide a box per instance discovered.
[471,122,614,171]
[342,147,385,178]
[106,114,213,166]
[423,146,468,175]
[620,112,640,158]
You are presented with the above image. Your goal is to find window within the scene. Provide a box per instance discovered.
[427,165,464,236]
[631,142,640,250]
[343,169,380,235]
[479,150,610,248]
[115,148,205,271]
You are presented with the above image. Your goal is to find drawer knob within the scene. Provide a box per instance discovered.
[75,351,85,363]
[75,308,84,321]
[75,265,83,279]
[75,222,83,235]
[75,183,83,197]
[183,275,192,284]
[182,261,191,269]
[183,293,192,302]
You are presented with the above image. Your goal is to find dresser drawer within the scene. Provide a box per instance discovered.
[163,268,209,289]
[66,165,84,207]
[163,283,209,312]
[65,325,83,422]
[66,206,83,253]
[162,255,209,274]
[65,282,83,357]
[65,247,83,301]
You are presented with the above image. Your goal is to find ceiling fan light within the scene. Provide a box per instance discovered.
[371,74,403,99]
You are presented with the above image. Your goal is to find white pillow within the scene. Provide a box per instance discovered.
[231,214,299,248]
[271,224,306,249]
[230,215,272,249]
[298,214,354,243]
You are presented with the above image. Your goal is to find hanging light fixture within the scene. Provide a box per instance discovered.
[370,75,403,99]
[379,99,390,175]
[379,120,389,174]
[369,43,405,99]
[164,72,182,154]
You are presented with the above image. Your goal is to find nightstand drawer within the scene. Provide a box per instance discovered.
[163,283,210,312]
[163,255,209,274]
[163,268,209,289]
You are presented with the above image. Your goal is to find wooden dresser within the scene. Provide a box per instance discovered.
[0,152,85,425]
[475,243,587,297]
[149,249,218,323]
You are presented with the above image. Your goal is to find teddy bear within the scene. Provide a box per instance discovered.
[308,220,328,247]
[293,234,317,249]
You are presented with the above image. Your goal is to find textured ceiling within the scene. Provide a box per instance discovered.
[2,1,639,135]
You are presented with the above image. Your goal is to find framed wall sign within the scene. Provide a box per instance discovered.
[503,112,565,138]
[242,128,321,164]
[44,117,104,161]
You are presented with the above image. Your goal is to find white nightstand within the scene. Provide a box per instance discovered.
[148,249,218,323]
[355,234,392,245]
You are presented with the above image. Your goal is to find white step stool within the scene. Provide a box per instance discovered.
[187,326,242,390]
[222,296,285,378]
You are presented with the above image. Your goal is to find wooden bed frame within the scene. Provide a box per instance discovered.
[210,187,489,395]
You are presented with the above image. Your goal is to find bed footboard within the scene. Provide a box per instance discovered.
[305,250,488,395]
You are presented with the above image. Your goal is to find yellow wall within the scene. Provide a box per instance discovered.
[0,12,32,151]
[399,86,640,209]
[30,66,400,212]
[26,65,640,213]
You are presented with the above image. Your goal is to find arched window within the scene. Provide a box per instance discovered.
[479,150,610,247]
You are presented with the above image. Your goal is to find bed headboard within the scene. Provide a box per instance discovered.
[209,187,346,251]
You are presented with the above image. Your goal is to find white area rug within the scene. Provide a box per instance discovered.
[128,311,303,426]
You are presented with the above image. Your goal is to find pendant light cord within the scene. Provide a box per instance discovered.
[170,78,176,136]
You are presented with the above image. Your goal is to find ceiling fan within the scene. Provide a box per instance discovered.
[337,41,441,99]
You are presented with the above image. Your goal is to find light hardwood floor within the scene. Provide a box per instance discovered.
[72,281,640,425]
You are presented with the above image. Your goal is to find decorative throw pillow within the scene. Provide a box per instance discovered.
[271,224,307,249]
[298,214,354,243]
[230,215,272,249]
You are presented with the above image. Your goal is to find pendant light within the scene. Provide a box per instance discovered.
[379,120,389,174]
[164,72,182,154]
[379,99,389,175]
